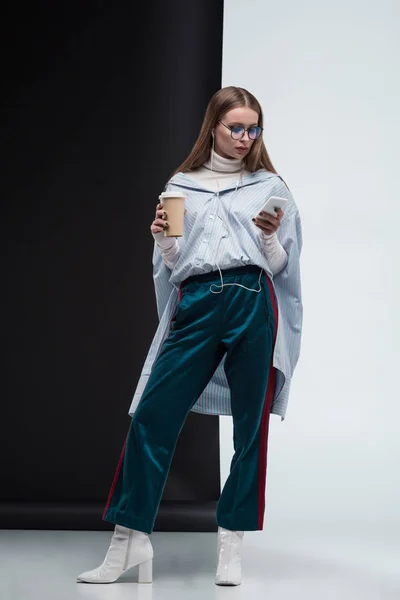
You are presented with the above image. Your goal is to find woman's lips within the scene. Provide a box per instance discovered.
[236,146,248,152]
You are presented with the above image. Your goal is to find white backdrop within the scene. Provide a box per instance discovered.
[220,0,400,578]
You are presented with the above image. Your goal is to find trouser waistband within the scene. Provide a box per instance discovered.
[181,265,263,287]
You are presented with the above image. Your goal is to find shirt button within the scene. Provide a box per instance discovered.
[203,238,208,243]
[209,215,214,219]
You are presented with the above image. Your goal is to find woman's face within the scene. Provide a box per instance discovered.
[213,106,259,160]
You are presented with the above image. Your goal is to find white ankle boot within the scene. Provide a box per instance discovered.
[215,526,244,586]
[77,525,153,584]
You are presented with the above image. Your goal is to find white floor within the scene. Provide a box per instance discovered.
[1,520,399,600]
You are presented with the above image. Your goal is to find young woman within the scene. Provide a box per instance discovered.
[77,86,303,586]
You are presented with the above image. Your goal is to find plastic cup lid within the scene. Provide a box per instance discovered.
[159,191,185,199]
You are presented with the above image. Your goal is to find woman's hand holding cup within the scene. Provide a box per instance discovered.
[151,193,187,237]
[150,203,169,235]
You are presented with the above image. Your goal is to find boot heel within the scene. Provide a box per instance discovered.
[138,558,153,583]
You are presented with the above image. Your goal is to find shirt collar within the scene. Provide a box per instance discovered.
[170,169,278,192]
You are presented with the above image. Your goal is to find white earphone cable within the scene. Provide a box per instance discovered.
[209,135,263,295]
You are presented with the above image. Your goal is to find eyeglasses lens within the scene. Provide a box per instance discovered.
[231,126,262,140]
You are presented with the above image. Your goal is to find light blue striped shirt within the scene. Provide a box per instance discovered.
[129,169,303,421]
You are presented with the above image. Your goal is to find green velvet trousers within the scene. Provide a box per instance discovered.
[103,265,277,533]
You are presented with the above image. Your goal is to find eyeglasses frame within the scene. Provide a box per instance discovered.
[216,119,264,140]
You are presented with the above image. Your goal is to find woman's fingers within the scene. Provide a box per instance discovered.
[156,209,168,220]
[252,213,281,234]
[152,200,169,233]
[257,211,280,226]
[254,222,276,235]
[153,218,168,228]
[151,218,169,234]
[252,209,284,234]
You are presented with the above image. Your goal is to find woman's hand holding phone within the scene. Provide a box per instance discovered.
[252,195,287,235]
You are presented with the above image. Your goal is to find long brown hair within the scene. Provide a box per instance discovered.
[171,86,278,177]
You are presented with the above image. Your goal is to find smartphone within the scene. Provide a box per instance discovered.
[257,195,288,217]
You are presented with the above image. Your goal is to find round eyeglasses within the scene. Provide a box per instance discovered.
[217,119,263,140]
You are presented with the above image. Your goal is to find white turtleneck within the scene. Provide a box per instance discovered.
[153,149,288,274]
[190,148,249,192]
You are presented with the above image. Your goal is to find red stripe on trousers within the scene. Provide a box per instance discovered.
[257,275,279,530]
[102,285,183,520]
[102,435,128,520]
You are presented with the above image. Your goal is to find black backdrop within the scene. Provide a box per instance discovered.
[1,0,224,530]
